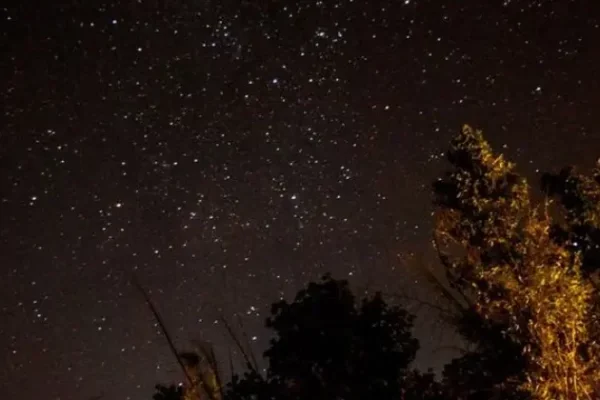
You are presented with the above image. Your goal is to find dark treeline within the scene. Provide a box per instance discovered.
[151,126,600,400]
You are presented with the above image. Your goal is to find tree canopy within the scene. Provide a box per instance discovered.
[225,274,442,400]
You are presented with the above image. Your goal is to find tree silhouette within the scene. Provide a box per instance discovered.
[153,384,184,400]
[225,273,443,400]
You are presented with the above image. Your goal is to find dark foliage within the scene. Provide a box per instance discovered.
[225,370,275,400]
[153,384,184,400]
[440,309,529,400]
[542,166,600,276]
[225,274,441,400]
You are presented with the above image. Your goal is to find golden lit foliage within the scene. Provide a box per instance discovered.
[180,345,223,400]
[434,125,600,399]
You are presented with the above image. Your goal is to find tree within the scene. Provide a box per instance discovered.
[225,274,443,400]
[153,384,184,400]
[433,125,600,399]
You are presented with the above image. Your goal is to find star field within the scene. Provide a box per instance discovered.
[1,1,600,399]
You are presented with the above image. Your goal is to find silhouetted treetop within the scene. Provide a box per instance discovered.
[226,273,440,400]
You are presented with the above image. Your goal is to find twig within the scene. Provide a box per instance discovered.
[235,314,260,372]
[228,348,235,381]
[431,235,472,309]
[130,274,195,388]
[385,291,454,316]
[219,314,260,376]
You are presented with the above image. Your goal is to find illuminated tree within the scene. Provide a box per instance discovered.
[179,347,223,400]
[433,125,600,399]
[542,162,600,387]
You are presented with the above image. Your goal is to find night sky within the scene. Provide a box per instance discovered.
[2,1,600,399]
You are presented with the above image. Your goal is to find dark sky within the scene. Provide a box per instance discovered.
[2,1,600,399]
